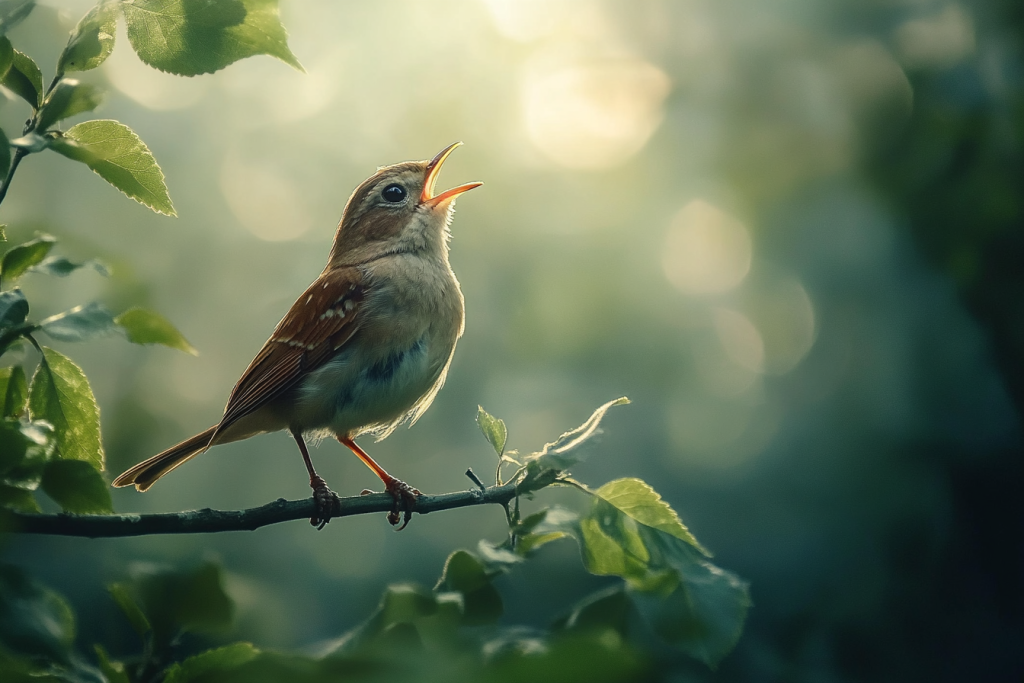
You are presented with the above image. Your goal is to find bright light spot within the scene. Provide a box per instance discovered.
[104,25,210,110]
[482,0,573,42]
[749,276,817,375]
[665,394,779,470]
[662,200,752,295]
[897,4,975,68]
[714,308,765,373]
[692,333,762,398]
[220,153,311,242]
[524,58,671,169]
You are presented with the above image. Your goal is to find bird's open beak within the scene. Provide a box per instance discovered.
[421,141,483,205]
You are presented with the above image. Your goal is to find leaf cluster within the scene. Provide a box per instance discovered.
[0,233,195,516]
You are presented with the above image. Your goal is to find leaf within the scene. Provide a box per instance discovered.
[35,79,103,132]
[107,582,151,636]
[0,126,10,179]
[29,347,104,469]
[40,459,112,513]
[0,35,12,80]
[0,417,51,486]
[115,307,197,354]
[0,564,76,663]
[476,405,507,456]
[0,0,33,36]
[1,234,56,283]
[94,645,130,683]
[594,478,709,556]
[39,303,118,342]
[128,561,234,647]
[163,643,260,683]
[556,585,632,637]
[521,397,630,489]
[122,0,303,77]
[0,482,39,511]
[29,255,109,278]
[56,1,117,73]
[49,120,176,216]
[0,364,28,417]
[1,47,41,107]
[0,288,28,330]
[435,550,503,625]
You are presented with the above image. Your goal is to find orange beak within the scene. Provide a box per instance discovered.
[421,141,483,205]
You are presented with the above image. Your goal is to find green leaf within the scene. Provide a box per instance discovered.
[0,417,51,486]
[49,120,176,216]
[56,1,117,74]
[122,0,303,77]
[0,288,28,330]
[0,364,28,417]
[128,561,234,647]
[0,0,33,36]
[29,347,104,469]
[557,585,632,637]
[0,482,39,511]
[435,550,503,625]
[39,303,117,342]
[163,643,261,683]
[476,405,507,456]
[0,126,10,179]
[107,582,151,636]
[1,234,56,283]
[94,645,130,683]
[115,306,197,354]
[0,564,76,663]
[28,255,109,278]
[40,459,112,513]
[521,397,630,489]
[0,36,12,80]
[594,478,709,556]
[1,47,42,107]
[35,79,103,132]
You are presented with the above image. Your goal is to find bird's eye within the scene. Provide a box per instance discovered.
[381,184,407,203]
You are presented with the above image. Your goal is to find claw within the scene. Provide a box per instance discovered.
[384,478,420,530]
[309,475,339,529]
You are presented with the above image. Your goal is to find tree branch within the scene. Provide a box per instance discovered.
[1,480,521,538]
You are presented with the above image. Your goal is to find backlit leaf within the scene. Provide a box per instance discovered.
[122,0,303,77]
[40,458,112,514]
[0,364,28,417]
[94,645,130,683]
[115,306,197,354]
[29,347,104,469]
[39,302,118,342]
[49,120,176,216]
[1,234,55,283]
[594,478,709,556]
[435,550,503,625]
[476,405,507,456]
[29,255,109,278]
[35,79,103,131]
[1,47,41,107]
[128,561,234,647]
[107,582,151,636]
[163,643,260,683]
[0,482,39,511]
[56,0,117,73]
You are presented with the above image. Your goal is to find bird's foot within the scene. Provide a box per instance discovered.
[384,478,421,530]
[309,476,339,530]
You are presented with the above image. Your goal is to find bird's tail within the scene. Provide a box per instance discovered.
[112,426,217,492]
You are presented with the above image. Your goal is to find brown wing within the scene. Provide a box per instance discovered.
[212,267,366,438]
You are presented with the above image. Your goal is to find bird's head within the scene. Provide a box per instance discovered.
[328,142,482,266]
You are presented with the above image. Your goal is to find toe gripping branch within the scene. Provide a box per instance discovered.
[309,475,339,530]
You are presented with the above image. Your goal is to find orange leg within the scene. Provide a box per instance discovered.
[338,435,420,529]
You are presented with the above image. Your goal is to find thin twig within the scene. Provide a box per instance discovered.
[0,148,28,209]
[1,480,523,538]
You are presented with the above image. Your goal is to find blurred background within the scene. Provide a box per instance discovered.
[2,0,1022,680]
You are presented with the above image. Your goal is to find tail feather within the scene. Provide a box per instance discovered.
[112,427,217,492]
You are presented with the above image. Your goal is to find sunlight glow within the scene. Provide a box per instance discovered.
[662,200,752,295]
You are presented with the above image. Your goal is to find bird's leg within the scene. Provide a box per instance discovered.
[338,435,420,529]
[292,431,338,530]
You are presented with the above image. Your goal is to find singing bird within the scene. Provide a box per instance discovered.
[113,142,481,529]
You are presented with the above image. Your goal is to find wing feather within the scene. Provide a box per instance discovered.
[212,267,365,437]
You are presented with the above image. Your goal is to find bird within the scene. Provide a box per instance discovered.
[113,142,481,530]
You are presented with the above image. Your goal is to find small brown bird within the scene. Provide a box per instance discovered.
[113,142,481,529]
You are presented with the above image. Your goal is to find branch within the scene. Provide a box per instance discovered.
[0,147,28,208]
[2,480,521,538]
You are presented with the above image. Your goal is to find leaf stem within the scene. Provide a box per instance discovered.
[0,147,28,209]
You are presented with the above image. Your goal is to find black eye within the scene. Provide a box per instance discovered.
[381,184,406,203]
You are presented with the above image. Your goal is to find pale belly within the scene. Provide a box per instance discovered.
[290,333,444,438]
